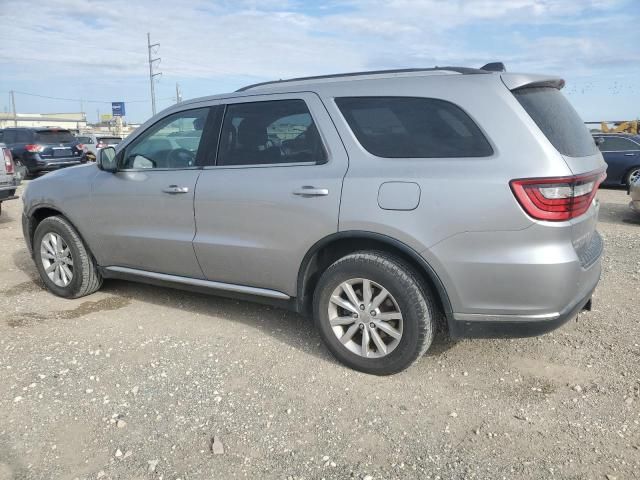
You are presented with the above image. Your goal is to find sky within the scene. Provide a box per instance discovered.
[0,0,639,124]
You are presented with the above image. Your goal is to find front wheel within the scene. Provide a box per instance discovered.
[313,251,436,375]
[33,216,102,298]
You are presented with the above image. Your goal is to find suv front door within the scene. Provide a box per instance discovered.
[193,93,349,296]
[90,107,213,278]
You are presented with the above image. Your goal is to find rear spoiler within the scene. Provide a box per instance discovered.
[501,73,565,91]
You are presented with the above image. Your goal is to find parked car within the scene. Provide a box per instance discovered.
[76,134,122,162]
[21,65,605,375]
[593,133,640,187]
[0,143,20,215]
[629,175,640,214]
[2,127,87,178]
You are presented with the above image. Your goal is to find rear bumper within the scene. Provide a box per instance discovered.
[0,184,18,202]
[449,263,599,338]
[31,159,84,172]
[428,223,603,339]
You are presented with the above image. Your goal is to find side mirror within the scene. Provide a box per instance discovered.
[98,147,117,172]
[594,137,605,146]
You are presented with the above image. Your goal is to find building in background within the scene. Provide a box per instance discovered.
[0,112,87,131]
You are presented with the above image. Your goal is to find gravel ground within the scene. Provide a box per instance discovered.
[0,184,638,480]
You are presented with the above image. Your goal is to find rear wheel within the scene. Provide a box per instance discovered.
[313,251,436,375]
[625,166,640,187]
[33,216,102,298]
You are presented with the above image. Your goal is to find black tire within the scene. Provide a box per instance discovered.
[625,166,640,187]
[33,216,102,298]
[313,251,436,375]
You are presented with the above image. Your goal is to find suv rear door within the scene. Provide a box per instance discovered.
[192,93,348,296]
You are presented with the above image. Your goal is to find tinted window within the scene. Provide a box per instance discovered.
[76,136,92,144]
[15,130,31,143]
[122,108,209,169]
[97,137,121,146]
[335,97,493,158]
[597,136,640,152]
[513,87,596,157]
[2,131,14,143]
[218,99,326,166]
[35,130,75,143]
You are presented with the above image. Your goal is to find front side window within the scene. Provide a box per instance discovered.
[122,108,209,169]
[218,99,326,166]
[335,96,493,158]
[597,136,640,152]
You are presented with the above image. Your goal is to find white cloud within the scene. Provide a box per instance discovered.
[0,0,636,82]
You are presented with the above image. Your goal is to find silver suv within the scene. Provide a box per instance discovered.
[21,66,606,374]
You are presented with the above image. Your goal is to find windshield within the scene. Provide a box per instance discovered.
[35,130,76,144]
[513,87,597,158]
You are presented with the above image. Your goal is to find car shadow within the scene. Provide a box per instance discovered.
[11,247,456,365]
[598,200,640,226]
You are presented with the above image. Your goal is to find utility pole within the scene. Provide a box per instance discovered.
[175,83,182,104]
[147,32,161,116]
[10,90,17,127]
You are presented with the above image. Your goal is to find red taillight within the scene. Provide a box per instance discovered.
[510,170,606,221]
[3,148,14,174]
[24,144,44,153]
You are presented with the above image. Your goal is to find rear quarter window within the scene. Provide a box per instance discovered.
[335,96,493,158]
[513,87,597,158]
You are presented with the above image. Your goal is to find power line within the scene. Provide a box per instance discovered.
[10,90,174,104]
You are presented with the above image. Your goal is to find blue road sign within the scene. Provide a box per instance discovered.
[112,102,126,117]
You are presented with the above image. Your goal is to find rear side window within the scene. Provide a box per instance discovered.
[218,99,326,166]
[335,97,493,158]
[513,87,596,158]
[597,136,640,152]
[35,130,75,144]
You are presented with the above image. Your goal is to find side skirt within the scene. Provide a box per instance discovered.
[99,266,299,312]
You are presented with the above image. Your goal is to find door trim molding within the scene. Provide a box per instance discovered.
[102,266,290,300]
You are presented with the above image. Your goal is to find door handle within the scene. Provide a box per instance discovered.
[162,185,189,194]
[624,153,636,156]
[292,186,329,197]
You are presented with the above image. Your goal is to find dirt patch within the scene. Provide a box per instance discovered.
[0,279,44,297]
[6,296,130,327]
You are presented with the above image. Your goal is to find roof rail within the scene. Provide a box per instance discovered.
[235,66,488,92]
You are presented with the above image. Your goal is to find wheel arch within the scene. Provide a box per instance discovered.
[26,204,92,258]
[296,231,454,331]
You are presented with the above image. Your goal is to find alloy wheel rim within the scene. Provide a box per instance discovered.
[630,169,640,185]
[40,232,74,287]
[328,278,403,358]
